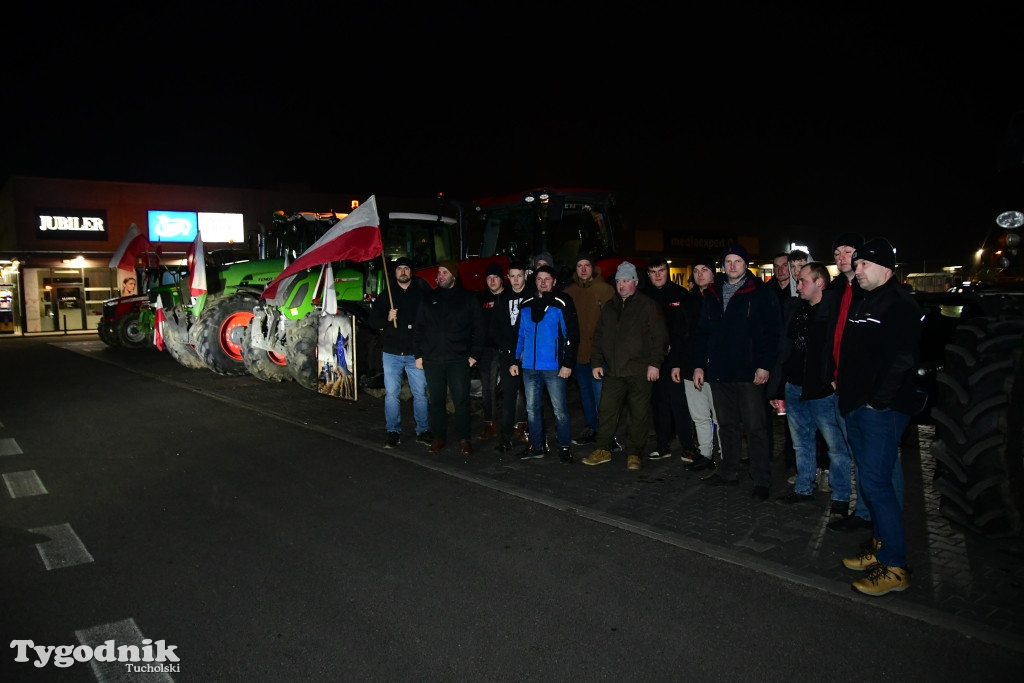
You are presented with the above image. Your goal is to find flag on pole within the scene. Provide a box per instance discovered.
[108,223,151,270]
[261,196,382,302]
[319,263,339,315]
[186,233,208,297]
[153,295,166,351]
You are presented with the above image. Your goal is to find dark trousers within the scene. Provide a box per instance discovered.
[424,360,471,441]
[712,382,771,487]
[652,365,695,450]
[596,374,653,456]
[478,347,500,421]
[498,357,526,439]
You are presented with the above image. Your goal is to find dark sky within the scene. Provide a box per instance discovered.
[5,4,1023,270]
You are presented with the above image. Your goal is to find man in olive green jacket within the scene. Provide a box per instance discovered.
[582,261,668,471]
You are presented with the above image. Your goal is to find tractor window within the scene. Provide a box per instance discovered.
[476,201,613,268]
[382,218,457,270]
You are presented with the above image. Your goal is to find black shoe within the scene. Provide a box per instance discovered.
[752,486,770,501]
[686,457,715,472]
[680,448,700,464]
[827,515,873,533]
[520,446,547,460]
[830,500,851,517]
[702,472,739,486]
[775,491,814,505]
[416,430,434,446]
[572,428,596,446]
[494,438,512,454]
[647,446,672,461]
[384,431,401,449]
[559,446,573,464]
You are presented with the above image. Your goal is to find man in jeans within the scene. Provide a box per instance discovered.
[771,262,852,514]
[837,237,924,596]
[510,265,579,463]
[368,257,432,448]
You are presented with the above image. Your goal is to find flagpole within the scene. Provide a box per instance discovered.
[382,252,397,328]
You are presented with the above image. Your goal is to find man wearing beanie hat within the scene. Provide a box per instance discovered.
[563,252,615,447]
[692,244,781,498]
[475,261,507,440]
[836,236,923,596]
[583,261,668,471]
[368,256,433,449]
[414,261,484,455]
[681,256,722,471]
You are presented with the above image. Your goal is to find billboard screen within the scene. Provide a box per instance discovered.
[148,210,198,242]
[198,212,244,243]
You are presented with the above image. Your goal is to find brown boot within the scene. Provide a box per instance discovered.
[513,422,529,444]
[478,420,498,440]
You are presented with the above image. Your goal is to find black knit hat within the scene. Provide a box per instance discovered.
[831,232,865,252]
[485,262,504,279]
[692,255,716,272]
[393,256,412,272]
[853,237,896,271]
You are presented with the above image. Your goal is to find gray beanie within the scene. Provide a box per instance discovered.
[614,261,638,281]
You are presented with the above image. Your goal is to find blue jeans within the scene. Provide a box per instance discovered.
[845,406,911,567]
[523,369,572,450]
[574,362,603,432]
[382,352,428,435]
[785,384,851,501]
[843,414,904,520]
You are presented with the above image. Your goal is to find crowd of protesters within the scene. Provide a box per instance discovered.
[371,232,921,598]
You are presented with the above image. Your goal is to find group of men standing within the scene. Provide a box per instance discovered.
[370,234,923,598]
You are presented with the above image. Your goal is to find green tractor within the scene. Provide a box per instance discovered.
[98,264,183,348]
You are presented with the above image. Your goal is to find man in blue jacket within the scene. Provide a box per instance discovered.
[510,265,580,463]
[692,244,781,499]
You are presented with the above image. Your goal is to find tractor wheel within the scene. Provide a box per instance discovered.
[97,320,118,346]
[931,316,1024,540]
[193,294,257,376]
[241,324,291,383]
[285,313,319,391]
[117,311,150,348]
[162,304,206,370]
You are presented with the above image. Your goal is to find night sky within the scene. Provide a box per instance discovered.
[5,4,1022,271]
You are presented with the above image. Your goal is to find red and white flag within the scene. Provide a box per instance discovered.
[186,233,208,297]
[153,295,166,351]
[262,196,382,302]
[108,223,151,270]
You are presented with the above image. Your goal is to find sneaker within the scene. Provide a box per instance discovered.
[611,438,623,452]
[416,430,434,446]
[817,468,831,493]
[383,431,401,449]
[559,446,573,464]
[582,449,612,466]
[829,500,850,517]
[680,449,699,464]
[828,515,873,533]
[647,447,672,461]
[852,563,909,596]
[572,427,596,446]
[787,473,796,485]
[842,538,882,571]
[775,491,814,505]
[685,457,715,472]
[519,446,547,460]
[627,454,641,471]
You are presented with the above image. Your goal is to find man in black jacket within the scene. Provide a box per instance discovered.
[414,260,485,455]
[490,261,530,452]
[368,257,432,449]
[837,238,923,597]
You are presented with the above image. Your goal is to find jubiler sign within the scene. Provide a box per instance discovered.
[35,208,108,241]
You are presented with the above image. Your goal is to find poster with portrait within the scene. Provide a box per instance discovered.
[317,313,357,400]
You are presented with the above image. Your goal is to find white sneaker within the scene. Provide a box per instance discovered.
[817,468,831,493]
[787,473,796,485]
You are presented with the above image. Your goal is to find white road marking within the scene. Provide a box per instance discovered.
[4,469,48,497]
[30,523,94,569]
[76,618,175,682]
[0,437,23,456]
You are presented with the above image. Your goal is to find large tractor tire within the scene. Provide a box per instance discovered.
[931,316,1024,540]
[162,305,206,370]
[241,324,291,383]
[193,294,257,376]
[117,311,150,348]
[285,313,319,391]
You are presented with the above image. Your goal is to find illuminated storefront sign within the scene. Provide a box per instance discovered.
[147,210,243,243]
[35,208,108,241]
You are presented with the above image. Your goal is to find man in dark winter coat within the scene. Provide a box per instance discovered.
[368,257,432,448]
[692,244,781,499]
[490,261,530,452]
[414,260,484,455]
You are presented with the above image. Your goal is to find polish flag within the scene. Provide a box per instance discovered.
[186,233,208,297]
[262,196,382,302]
[108,223,151,270]
[153,295,166,351]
